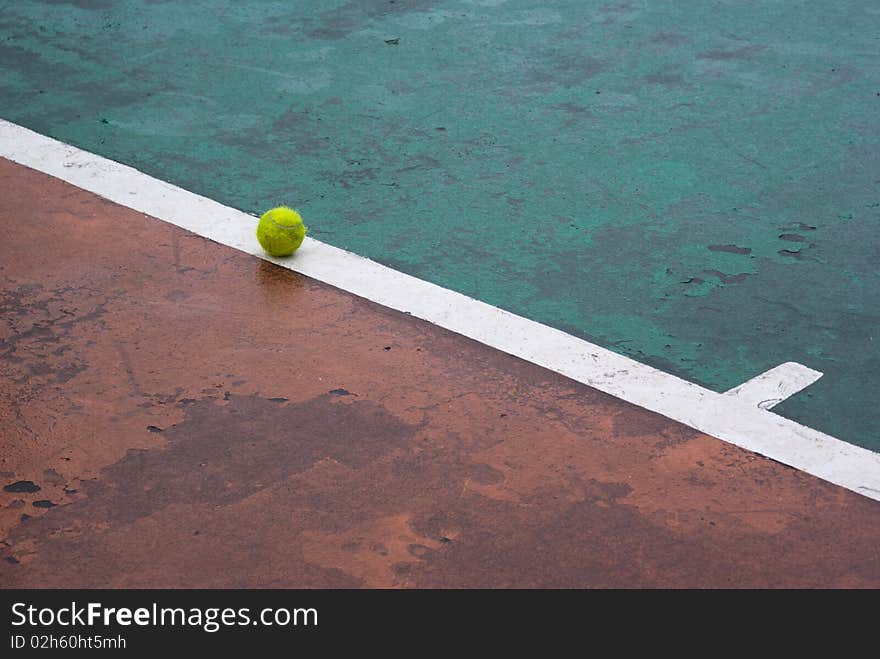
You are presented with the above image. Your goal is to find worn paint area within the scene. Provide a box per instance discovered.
[1,160,878,587]
[0,1,877,449]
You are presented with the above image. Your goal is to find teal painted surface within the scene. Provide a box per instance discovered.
[1,0,878,448]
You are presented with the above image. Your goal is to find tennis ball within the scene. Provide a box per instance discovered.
[256,206,307,257]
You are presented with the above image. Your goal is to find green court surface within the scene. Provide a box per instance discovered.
[1,0,877,450]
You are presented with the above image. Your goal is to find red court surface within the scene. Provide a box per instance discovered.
[1,158,879,588]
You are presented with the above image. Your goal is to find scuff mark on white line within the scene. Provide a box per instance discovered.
[1,118,879,502]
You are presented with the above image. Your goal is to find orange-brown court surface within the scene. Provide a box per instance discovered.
[1,158,878,588]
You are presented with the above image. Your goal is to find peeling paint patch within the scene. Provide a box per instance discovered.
[4,481,40,493]
[708,244,752,255]
[778,249,802,259]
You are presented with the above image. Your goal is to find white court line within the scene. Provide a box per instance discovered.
[1,118,879,502]
[725,362,823,410]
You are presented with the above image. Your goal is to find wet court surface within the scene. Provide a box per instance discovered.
[1,1,878,450]
[2,160,878,588]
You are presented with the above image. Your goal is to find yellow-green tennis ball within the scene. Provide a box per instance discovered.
[256,206,307,257]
